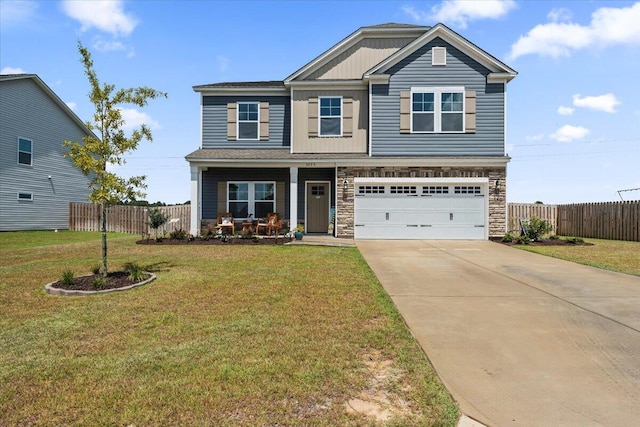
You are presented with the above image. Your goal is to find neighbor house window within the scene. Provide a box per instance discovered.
[228,182,275,219]
[319,96,342,136]
[237,102,259,140]
[17,192,33,201]
[411,88,464,133]
[18,138,32,166]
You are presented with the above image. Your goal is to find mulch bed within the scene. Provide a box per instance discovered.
[501,239,594,246]
[136,237,293,245]
[49,271,150,292]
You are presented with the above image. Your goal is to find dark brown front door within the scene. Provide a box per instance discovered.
[307,183,329,233]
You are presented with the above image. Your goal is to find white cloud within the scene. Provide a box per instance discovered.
[118,108,160,131]
[547,8,572,23]
[550,125,590,142]
[402,0,516,29]
[525,133,545,141]
[91,36,135,57]
[572,93,620,113]
[509,3,640,60]
[1,66,26,74]
[0,0,38,26]
[62,0,137,37]
[557,106,574,116]
[66,102,77,110]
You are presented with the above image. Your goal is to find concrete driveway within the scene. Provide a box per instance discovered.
[356,240,640,427]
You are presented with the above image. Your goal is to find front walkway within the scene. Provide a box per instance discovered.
[357,240,640,427]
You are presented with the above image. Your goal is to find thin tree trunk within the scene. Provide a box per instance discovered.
[101,203,108,277]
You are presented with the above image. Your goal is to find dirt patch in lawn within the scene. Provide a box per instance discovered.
[345,350,413,421]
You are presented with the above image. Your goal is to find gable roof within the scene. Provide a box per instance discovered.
[0,74,96,137]
[364,23,517,82]
[284,23,429,84]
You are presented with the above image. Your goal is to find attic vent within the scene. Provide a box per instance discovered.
[432,47,446,66]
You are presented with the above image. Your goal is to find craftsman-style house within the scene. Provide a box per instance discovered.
[186,23,516,239]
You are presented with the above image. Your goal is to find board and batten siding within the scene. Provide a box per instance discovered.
[371,38,505,156]
[306,37,416,80]
[202,95,290,149]
[292,89,368,153]
[0,78,91,231]
[201,168,290,220]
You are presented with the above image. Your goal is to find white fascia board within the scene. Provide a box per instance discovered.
[186,156,510,169]
[487,73,516,83]
[193,87,289,96]
[364,23,517,79]
[286,80,366,90]
[355,177,488,184]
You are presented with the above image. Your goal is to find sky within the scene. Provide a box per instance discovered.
[1,0,639,205]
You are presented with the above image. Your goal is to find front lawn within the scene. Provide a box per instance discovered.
[514,237,640,276]
[0,231,458,426]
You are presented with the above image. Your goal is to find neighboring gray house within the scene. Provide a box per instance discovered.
[0,74,93,231]
[186,23,517,239]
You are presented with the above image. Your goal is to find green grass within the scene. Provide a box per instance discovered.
[0,231,458,426]
[515,237,640,276]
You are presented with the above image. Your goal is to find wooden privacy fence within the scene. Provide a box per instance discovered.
[69,203,190,235]
[508,201,640,242]
[507,203,558,234]
[557,201,639,242]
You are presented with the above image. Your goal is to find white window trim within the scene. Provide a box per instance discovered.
[17,192,33,201]
[227,181,276,219]
[236,102,260,141]
[18,137,33,166]
[318,96,343,137]
[410,87,465,134]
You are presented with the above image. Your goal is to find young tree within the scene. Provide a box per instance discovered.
[64,41,167,277]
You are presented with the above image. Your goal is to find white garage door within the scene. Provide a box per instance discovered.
[354,181,487,240]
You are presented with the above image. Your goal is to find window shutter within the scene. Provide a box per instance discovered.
[259,102,269,141]
[308,97,318,137]
[276,182,285,217]
[432,47,446,66]
[343,98,353,137]
[400,91,410,133]
[217,181,227,214]
[227,103,237,140]
[465,90,476,133]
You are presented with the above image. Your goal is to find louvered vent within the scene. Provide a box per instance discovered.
[432,47,446,66]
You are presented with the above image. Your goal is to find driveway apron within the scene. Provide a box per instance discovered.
[357,240,640,427]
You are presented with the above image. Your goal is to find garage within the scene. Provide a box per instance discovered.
[354,178,488,240]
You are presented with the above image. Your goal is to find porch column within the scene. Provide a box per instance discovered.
[189,165,200,236]
[289,166,298,231]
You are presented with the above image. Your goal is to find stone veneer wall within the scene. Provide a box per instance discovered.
[336,166,507,239]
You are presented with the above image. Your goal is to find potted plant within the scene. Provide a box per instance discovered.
[294,224,304,240]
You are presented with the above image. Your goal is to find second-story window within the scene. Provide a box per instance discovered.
[18,137,33,166]
[319,96,342,136]
[411,87,464,133]
[237,102,259,140]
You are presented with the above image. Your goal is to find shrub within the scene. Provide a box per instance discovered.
[125,262,145,282]
[521,216,552,241]
[147,208,168,240]
[92,277,106,288]
[170,228,187,240]
[91,264,101,275]
[566,236,584,244]
[549,235,559,240]
[501,232,514,242]
[61,270,74,286]
[240,227,254,239]
[515,235,530,245]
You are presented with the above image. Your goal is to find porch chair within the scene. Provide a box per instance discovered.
[216,212,235,235]
[256,212,282,236]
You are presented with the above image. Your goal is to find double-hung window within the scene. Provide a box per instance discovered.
[411,87,464,133]
[319,96,342,136]
[18,138,33,166]
[228,182,275,219]
[237,102,259,140]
